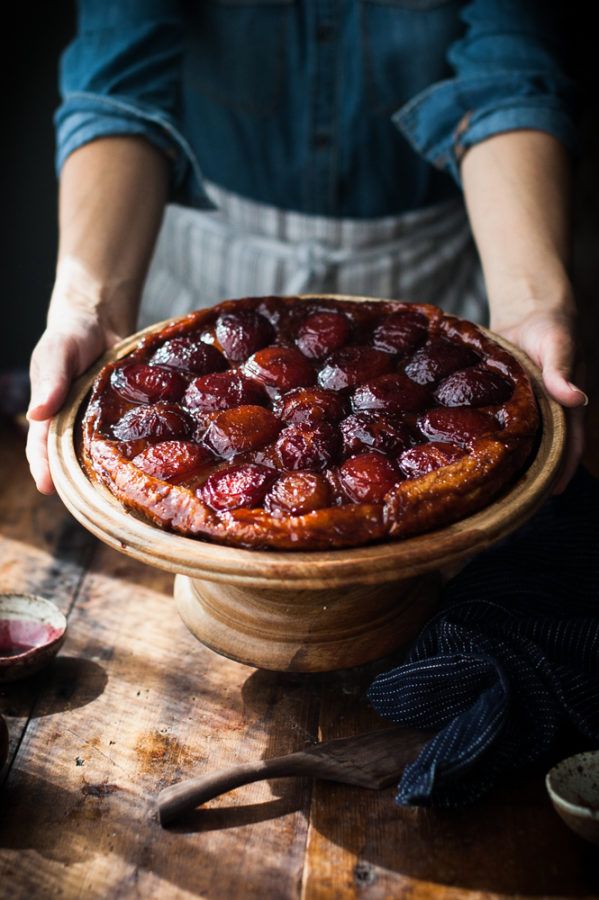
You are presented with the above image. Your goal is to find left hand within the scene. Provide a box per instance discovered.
[491,304,587,494]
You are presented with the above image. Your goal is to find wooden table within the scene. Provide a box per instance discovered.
[1,421,598,899]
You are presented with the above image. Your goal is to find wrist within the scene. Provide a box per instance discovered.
[48,257,140,338]
[486,269,576,333]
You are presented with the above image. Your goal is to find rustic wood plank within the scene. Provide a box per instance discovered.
[0,422,96,777]
[0,533,320,899]
[301,667,599,899]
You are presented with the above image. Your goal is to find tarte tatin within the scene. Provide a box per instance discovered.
[81,296,539,550]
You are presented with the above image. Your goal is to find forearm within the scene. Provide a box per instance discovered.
[460,130,574,330]
[461,129,585,493]
[49,135,170,338]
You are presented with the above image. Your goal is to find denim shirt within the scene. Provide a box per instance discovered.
[55,0,576,218]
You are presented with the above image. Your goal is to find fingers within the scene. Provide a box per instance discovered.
[25,419,55,495]
[539,328,588,409]
[27,331,79,422]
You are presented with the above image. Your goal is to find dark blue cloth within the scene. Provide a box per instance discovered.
[368,467,599,808]
[55,1,576,217]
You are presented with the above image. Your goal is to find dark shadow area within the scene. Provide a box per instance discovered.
[1,4,76,374]
[166,786,304,834]
[0,656,108,719]
[310,755,599,896]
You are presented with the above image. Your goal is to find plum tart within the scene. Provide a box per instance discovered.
[81,296,539,550]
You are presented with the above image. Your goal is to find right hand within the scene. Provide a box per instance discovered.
[26,304,119,494]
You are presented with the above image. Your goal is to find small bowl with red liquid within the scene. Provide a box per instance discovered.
[0,594,67,682]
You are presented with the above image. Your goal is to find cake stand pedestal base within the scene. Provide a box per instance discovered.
[174,572,441,672]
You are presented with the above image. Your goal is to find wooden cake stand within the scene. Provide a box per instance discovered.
[48,303,565,673]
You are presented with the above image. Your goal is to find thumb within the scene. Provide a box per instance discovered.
[539,328,588,409]
[27,331,80,421]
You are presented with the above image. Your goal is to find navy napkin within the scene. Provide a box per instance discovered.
[367,466,599,808]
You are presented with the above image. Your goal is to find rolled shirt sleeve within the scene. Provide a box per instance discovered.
[393,0,577,185]
[54,0,210,205]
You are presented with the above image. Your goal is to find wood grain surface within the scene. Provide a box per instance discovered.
[1,421,597,899]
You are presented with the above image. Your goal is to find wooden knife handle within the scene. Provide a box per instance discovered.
[158,755,307,825]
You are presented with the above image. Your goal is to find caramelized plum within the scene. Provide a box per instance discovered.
[110,363,187,404]
[243,347,315,393]
[112,402,191,441]
[215,310,274,361]
[275,422,339,471]
[340,412,412,456]
[204,405,281,458]
[405,338,479,385]
[398,441,466,478]
[372,310,428,356]
[339,452,400,504]
[149,338,228,375]
[200,463,276,511]
[317,347,394,391]
[434,366,513,407]
[273,387,347,425]
[418,408,498,445]
[352,373,432,414]
[265,472,331,516]
[184,371,267,412]
[132,441,214,483]
[295,311,351,359]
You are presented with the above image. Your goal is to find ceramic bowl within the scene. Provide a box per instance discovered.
[0,594,67,683]
[546,751,599,845]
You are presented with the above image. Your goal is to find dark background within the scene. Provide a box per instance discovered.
[2,4,75,373]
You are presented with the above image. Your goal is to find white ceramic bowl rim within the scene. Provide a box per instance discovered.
[0,593,67,660]
[546,751,599,820]
[0,593,66,628]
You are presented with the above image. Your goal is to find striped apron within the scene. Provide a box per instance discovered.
[139,181,486,329]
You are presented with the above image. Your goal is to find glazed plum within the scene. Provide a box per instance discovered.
[405,338,479,385]
[339,452,400,504]
[110,363,187,404]
[184,370,267,412]
[372,310,428,356]
[295,311,351,359]
[204,405,281,457]
[340,412,412,456]
[132,441,214,483]
[398,441,466,478]
[273,387,347,425]
[352,373,432,414]
[243,347,315,393]
[418,408,498,445]
[215,310,274,361]
[149,338,228,375]
[275,422,339,471]
[265,472,331,516]
[434,366,513,408]
[112,402,192,442]
[200,463,276,511]
[317,346,394,391]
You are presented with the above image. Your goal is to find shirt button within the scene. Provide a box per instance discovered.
[316,23,335,42]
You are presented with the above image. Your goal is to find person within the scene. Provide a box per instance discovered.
[26,0,587,495]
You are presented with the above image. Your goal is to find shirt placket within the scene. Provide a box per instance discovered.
[307,0,340,216]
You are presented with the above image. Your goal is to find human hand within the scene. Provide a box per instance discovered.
[26,295,122,494]
[491,304,587,494]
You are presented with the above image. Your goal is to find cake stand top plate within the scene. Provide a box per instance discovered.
[48,295,566,590]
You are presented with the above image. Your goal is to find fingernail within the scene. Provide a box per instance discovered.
[567,383,589,406]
